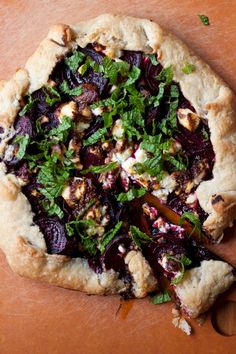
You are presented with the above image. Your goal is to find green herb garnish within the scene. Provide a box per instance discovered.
[49,115,74,142]
[134,154,164,179]
[81,161,118,175]
[66,219,98,255]
[19,95,37,116]
[198,14,210,26]
[83,127,107,146]
[116,187,146,202]
[42,200,64,218]
[182,63,196,74]
[166,255,192,285]
[15,134,30,159]
[148,54,159,65]
[98,221,123,253]
[179,212,202,237]
[60,81,83,96]
[202,127,209,141]
[151,290,171,304]
[157,65,173,84]
[130,225,152,248]
[44,86,61,106]
[102,57,130,84]
[65,50,85,72]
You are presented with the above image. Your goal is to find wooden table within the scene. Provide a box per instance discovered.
[0,1,236,353]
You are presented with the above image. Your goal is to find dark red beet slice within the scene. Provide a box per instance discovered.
[15,116,35,137]
[83,116,103,139]
[121,50,143,67]
[73,83,99,107]
[80,146,104,169]
[101,234,132,272]
[36,217,79,257]
[143,57,163,93]
[80,45,105,64]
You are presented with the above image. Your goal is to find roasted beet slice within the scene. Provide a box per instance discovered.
[37,217,79,257]
[15,116,35,137]
[80,145,104,169]
[143,57,163,93]
[80,45,105,64]
[74,83,99,108]
[101,234,132,272]
[121,50,143,67]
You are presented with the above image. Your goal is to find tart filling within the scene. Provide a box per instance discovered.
[0,43,225,299]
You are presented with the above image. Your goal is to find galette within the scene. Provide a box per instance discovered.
[0,14,235,325]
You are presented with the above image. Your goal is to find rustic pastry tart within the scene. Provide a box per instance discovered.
[0,14,235,323]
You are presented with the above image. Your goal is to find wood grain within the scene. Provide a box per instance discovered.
[0,1,236,353]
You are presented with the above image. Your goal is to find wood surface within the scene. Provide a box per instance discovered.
[0,1,236,353]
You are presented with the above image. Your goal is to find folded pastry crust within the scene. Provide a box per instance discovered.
[0,14,235,308]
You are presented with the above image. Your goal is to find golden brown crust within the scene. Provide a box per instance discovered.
[175,260,235,318]
[0,14,236,299]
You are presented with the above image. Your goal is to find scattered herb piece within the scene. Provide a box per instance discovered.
[19,95,38,116]
[151,290,171,304]
[202,127,209,141]
[182,63,196,74]
[44,86,61,106]
[60,81,83,96]
[166,255,192,284]
[65,50,85,72]
[81,161,118,175]
[49,115,74,141]
[42,200,64,218]
[134,155,164,179]
[124,66,141,87]
[179,212,202,237]
[15,134,30,159]
[102,57,130,84]
[116,187,146,202]
[157,65,173,84]
[130,225,153,248]
[198,14,210,26]
[83,127,107,146]
[98,221,123,253]
[148,54,159,65]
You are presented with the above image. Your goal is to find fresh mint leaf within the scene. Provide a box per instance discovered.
[42,200,64,218]
[19,95,37,116]
[134,155,164,179]
[66,219,98,255]
[198,14,210,26]
[130,225,152,248]
[150,82,166,107]
[164,155,187,171]
[83,127,107,146]
[124,66,141,87]
[166,254,192,285]
[202,127,209,141]
[15,134,30,159]
[98,221,123,253]
[65,50,85,72]
[182,63,196,74]
[179,212,202,237]
[60,81,83,96]
[49,115,73,141]
[116,187,146,202]
[157,65,173,84]
[44,86,61,106]
[151,290,171,304]
[102,57,130,84]
[81,161,118,175]
[148,54,159,65]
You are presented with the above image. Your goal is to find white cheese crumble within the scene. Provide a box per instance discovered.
[112,119,125,140]
[91,106,103,116]
[58,101,77,120]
